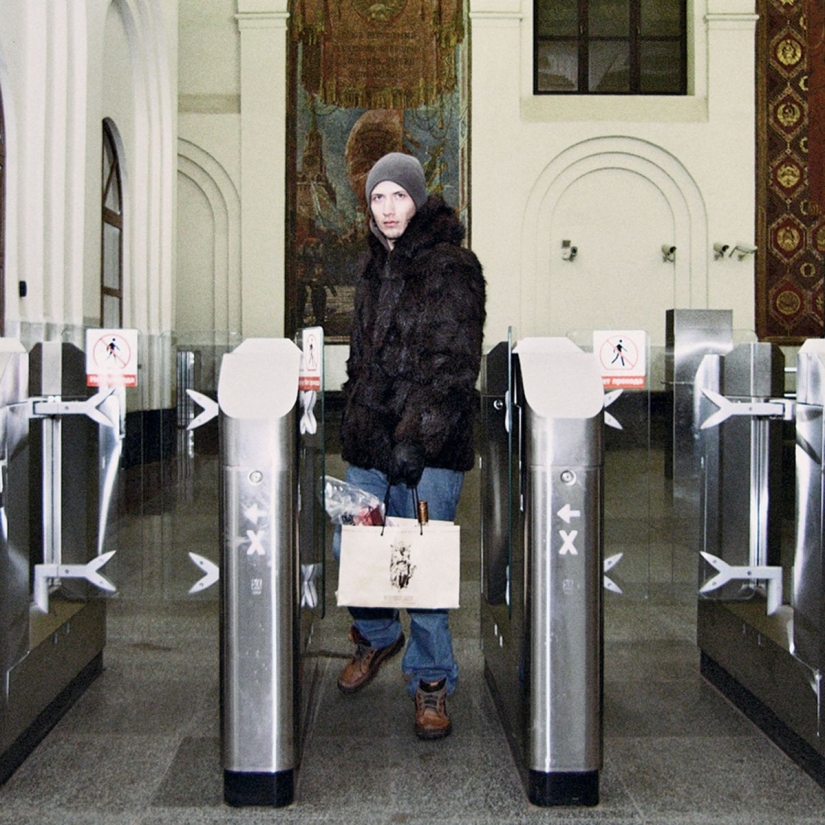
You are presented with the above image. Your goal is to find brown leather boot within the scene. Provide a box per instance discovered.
[337,625,405,694]
[414,677,452,740]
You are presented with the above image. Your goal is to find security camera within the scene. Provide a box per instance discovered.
[661,244,676,262]
[730,242,757,260]
[713,243,730,259]
[561,240,577,261]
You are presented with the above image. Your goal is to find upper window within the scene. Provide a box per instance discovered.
[101,122,123,327]
[534,0,687,95]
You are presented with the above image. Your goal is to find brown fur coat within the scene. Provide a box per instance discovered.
[340,196,486,476]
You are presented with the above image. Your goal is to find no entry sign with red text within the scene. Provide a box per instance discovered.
[593,330,647,390]
[86,329,139,387]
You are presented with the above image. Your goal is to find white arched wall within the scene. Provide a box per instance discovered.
[99,0,176,411]
[0,0,90,344]
[521,136,709,344]
[0,0,176,410]
[176,138,242,343]
[471,0,757,354]
[0,39,18,339]
[43,0,88,338]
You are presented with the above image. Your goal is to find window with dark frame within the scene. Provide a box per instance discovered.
[534,0,687,95]
[101,122,123,328]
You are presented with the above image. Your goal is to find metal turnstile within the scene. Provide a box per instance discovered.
[0,340,33,766]
[690,332,825,782]
[481,337,604,806]
[793,339,825,671]
[696,342,785,601]
[1,341,120,785]
[218,338,303,807]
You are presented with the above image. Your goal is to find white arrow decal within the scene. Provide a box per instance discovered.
[186,390,219,431]
[188,553,220,593]
[604,552,623,594]
[244,503,267,523]
[557,504,581,524]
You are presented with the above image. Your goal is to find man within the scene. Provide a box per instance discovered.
[336,152,486,740]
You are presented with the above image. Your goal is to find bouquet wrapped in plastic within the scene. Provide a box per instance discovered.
[321,475,385,526]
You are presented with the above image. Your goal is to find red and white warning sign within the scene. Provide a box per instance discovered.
[593,330,647,390]
[86,329,139,387]
[299,326,323,392]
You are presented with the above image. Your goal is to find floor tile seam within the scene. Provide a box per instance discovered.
[0,799,148,819]
[304,732,492,746]
[104,634,219,644]
[94,667,220,681]
[104,645,218,655]
[603,676,705,685]
[605,733,765,747]
[104,629,219,654]
[105,623,219,630]
[97,660,220,672]
[602,750,669,825]
[107,617,219,624]
[16,730,185,748]
[604,637,700,646]
[604,637,698,645]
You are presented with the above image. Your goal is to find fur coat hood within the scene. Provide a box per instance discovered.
[340,195,486,477]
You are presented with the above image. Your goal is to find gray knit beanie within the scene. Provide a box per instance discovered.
[365,152,428,210]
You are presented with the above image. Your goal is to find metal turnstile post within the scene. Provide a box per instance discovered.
[482,337,604,806]
[218,339,302,807]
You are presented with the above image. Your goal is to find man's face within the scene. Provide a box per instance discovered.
[370,180,417,248]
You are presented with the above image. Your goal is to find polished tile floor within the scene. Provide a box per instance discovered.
[2,436,825,824]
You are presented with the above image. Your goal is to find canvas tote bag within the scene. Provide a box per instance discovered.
[337,506,461,610]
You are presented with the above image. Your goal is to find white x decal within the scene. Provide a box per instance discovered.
[559,530,578,555]
[246,529,266,556]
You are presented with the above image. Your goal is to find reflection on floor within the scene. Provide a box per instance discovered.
[1,439,824,825]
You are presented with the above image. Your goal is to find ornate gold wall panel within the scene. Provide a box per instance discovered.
[757,0,825,341]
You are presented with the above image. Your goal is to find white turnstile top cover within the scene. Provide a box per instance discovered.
[514,337,604,419]
[0,338,27,403]
[218,338,302,420]
[797,338,825,405]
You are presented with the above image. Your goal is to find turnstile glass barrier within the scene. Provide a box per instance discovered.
[566,329,658,600]
[665,311,735,591]
[104,330,238,604]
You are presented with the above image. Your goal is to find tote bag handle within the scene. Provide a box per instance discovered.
[381,484,425,536]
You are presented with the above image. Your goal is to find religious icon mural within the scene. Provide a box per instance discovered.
[756,0,825,341]
[287,0,468,341]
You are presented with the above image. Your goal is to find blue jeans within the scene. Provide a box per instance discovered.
[333,464,463,696]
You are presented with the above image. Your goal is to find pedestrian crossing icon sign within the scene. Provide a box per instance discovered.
[86,328,139,387]
[593,330,646,389]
